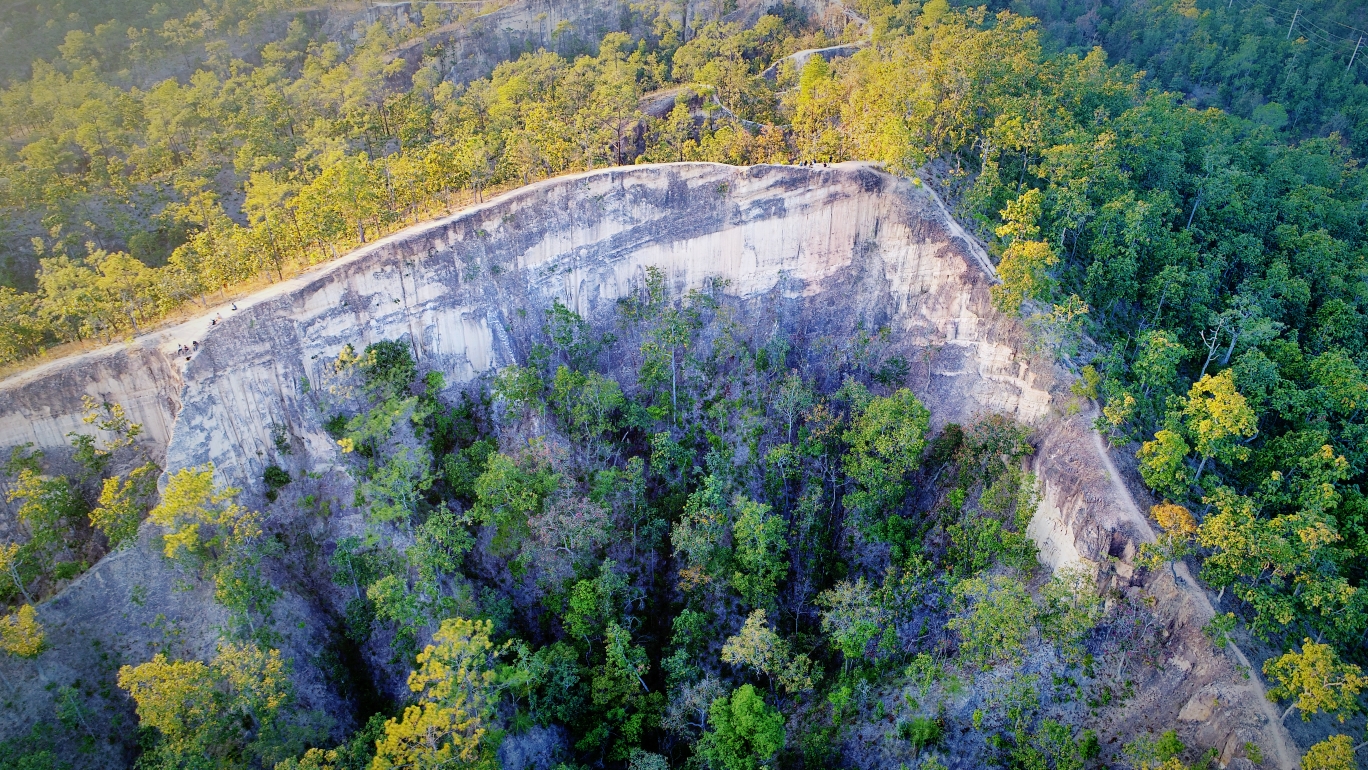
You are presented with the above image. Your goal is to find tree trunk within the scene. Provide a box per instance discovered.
[9,566,33,605]
[1220,329,1239,366]
[1185,189,1203,229]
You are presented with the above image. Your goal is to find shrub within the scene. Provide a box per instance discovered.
[264,466,291,500]
[898,716,942,749]
[360,340,416,397]
[323,414,348,438]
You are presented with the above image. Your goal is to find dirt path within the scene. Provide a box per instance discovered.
[0,174,526,391]
[1088,415,1298,769]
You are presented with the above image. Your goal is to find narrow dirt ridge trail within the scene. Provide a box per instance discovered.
[1087,416,1297,769]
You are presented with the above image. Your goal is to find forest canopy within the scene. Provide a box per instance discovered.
[1,0,1367,767]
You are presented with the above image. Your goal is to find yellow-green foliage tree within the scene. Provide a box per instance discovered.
[1301,735,1359,770]
[89,462,159,548]
[148,465,260,564]
[991,189,1058,315]
[0,542,31,603]
[118,642,299,768]
[1138,370,1257,499]
[1137,502,1197,578]
[0,604,44,658]
[721,609,816,695]
[371,617,504,770]
[1263,639,1368,723]
[1181,370,1257,483]
[1196,477,1354,643]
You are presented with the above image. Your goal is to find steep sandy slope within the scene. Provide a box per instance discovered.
[0,163,1292,766]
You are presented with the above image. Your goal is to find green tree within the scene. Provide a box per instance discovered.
[699,684,784,770]
[471,448,558,556]
[946,574,1036,670]
[214,549,284,639]
[411,506,475,582]
[730,497,788,609]
[1137,429,1192,502]
[816,578,886,669]
[361,447,435,525]
[842,388,930,516]
[551,366,626,450]
[583,622,659,761]
[772,371,813,441]
[0,287,44,365]
[1123,729,1187,770]
[358,340,417,400]
[672,474,732,590]
[5,468,85,574]
[562,561,634,648]
[639,307,695,416]
[367,574,426,640]
[296,154,384,245]
[492,364,546,419]
[1037,565,1102,662]
[69,394,144,479]
[0,542,32,603]
[1133,330,1187,398]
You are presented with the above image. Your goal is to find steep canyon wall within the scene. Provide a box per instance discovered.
[0,163,1292,766]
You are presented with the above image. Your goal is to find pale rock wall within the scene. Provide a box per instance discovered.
[166,161,1048,485]
[0,348,181,456]
[0,162,1050,488]
[0,162,1293,766]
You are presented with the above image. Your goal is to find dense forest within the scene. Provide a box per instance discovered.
[6,277,1123,770]
[997,0,1368,154]
[1,0,1367,767]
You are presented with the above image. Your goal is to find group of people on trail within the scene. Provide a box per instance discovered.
[174,303,239,361]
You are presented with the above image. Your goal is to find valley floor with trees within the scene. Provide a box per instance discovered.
[1,0,1367,768]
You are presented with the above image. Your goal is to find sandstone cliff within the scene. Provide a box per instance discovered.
[0,163,1294,767]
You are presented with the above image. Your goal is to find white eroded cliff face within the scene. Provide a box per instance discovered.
[0,162,1294,766]
[0,162,1050,489]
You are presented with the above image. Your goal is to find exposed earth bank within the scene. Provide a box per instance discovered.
[0,162,1293,767]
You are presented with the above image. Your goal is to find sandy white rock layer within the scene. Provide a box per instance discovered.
[0,162,1293,766]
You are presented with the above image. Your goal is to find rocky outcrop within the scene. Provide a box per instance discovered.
[375,0,639,89]
[0,162,1294,766]
[368,0,849,91]
[370,0,839,91]
[1,162,1044,487]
